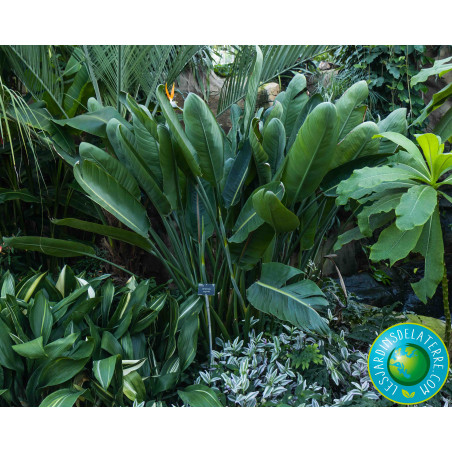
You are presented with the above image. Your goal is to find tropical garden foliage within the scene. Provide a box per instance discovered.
[0,44,451,407]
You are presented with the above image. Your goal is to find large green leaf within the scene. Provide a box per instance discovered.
[222,143,251,208]
[410,56,452,86]
[39,388,86,407]
[184,93,224,186]
[229,223,275,270]
[395,185,437,230]
[79,142,140,199]
[0,317,24,372]
[411,206,444,302]
[0,188,39,203]
[74,159,150,237]
[118,125,172,216]
[374,132,429,175]
[3,236,95,258]
[370,223,423,266]
[336,166,417,205]
[158,125,178,210]
[250,118,271,185]
[29,291,53,344]
[434,106,452,143]
[332,121,379,169]
[335,81,368,139]
[229,181,284,243]
[12,336,47,359]
[357,194,401,236]
[377,108,407,154]
[246,263,329,335]
[252,187,299,233]
[39,356,92,388]
[281,102,338,203]
[243,46,263,136]
[52,218,152,252]
[178,384,223,407]
[279,74,308,140]
[53,106,130,138]
[156,84,201,177]
[263,118,285,175]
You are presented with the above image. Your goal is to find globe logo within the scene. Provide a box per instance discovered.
[387,344,430,386]
[368,323,449,405]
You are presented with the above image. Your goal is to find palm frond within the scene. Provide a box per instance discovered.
[217,45,332,116]
[2,45,67,118]
[83,45,204,110]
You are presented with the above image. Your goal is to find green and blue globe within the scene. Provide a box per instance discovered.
[388,344,430,386]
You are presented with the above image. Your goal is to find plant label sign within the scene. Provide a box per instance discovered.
[198,284,215,296]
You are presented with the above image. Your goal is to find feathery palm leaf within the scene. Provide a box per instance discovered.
[83,45,204,110]
[217,45,331,116]
[1,45,67,118]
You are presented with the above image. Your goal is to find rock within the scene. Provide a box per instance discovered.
[257,82,280,108]
[341,272,396,307]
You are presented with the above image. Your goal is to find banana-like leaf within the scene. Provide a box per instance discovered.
[370,223,423,266]
[246,262,329,335]
[229,223,275,270]
[229,181,284,243]
[278,74,308,140]
[336,166,418,205]
[156,84,201,177]
[395,185,437,230]
[377,108,408,154]
[184,93,224,186]
[332,121,379,169]
[335,81,368,140]
[3,236,95,258]
[434,106,452,143]
[243,46,263,136]
[74,159,151,237]
[252,187,299,233]
[412,206,444,302]
[52,218,152,252]
[222,142,252,208]
[411,56,452,86]
[178,384,223,407]
[0,188,39,203]
[79,142,140,200]
[178,313,200,372]
[263,118,285,175]
[250,118,271,185]
[118,125,172,216]
[282,102,338,204]
[286,94,323,151]
[53,106,130,138]
[357,194,401,236]
[39,388,86,407]
[158,125,178,210]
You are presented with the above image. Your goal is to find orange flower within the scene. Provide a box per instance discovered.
[165,83,178,107]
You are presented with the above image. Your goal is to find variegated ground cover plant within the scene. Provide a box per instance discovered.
[335,132,452,350]
[183,296,452,407]
[0,266,204,406]
[3,46,408,345]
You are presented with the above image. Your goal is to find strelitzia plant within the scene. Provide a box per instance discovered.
[335,131,452,350]
[3,46,407,346]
